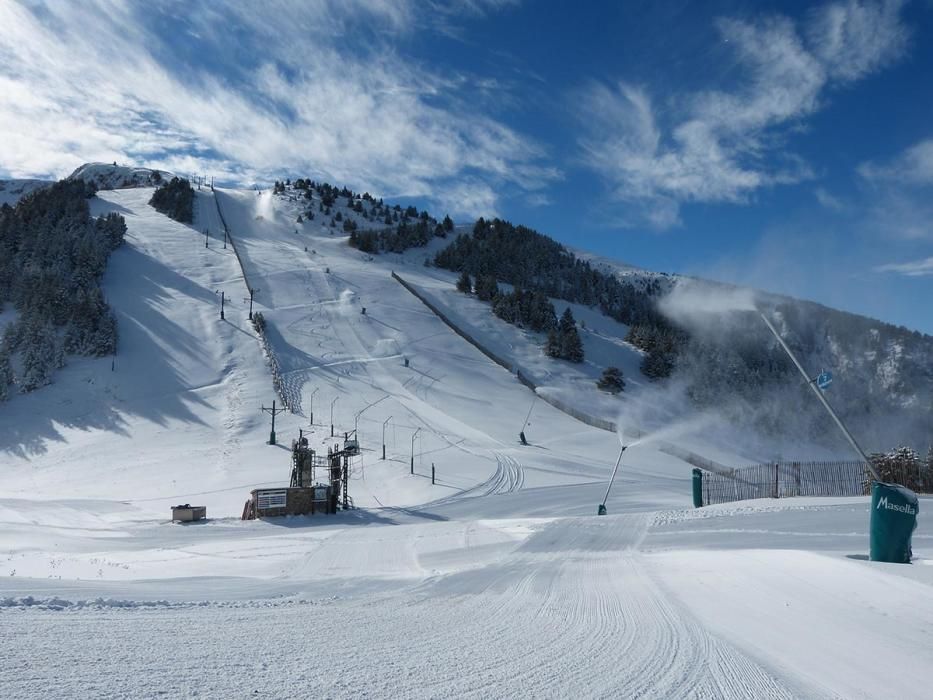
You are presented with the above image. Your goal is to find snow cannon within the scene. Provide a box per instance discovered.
[598,445,627,517]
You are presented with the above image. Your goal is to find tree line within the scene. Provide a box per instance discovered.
[455,271,584,363]
[438,218,671,372]
[0,180,126,397]
[273,177,454,246]
[149,177,194,223]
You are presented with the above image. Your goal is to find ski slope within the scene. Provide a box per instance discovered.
[0,185,930,698]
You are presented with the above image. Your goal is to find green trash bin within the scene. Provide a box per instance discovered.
[692,468,704,508]
[870,482,919,564]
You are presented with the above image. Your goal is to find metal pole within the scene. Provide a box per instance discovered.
[601,446,627,510]
[248,288,254,320]
[205,228,209,248]
[309,387,319,426]
[382,416,392,460]
[411,427,420,474]
[758,311,880,481]
[521,395,537,434]
[352,395,389,450]
[270,399,276,444]
[220,291,225,320]
[330,396,339,438]
[432,463,435,485]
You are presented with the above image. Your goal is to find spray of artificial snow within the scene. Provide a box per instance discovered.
[658,280,757,326]
[255,190,275,221]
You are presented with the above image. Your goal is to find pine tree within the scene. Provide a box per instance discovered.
[475,274,499,302]
[869,446,925,491]
[558,307,584,362]
[597,366,625,393]
[149,177,194,223]
[443,214,454,232]
[0,350,11,401]
[545,327,562,358]
[19,319,61,392]
[641,349,674,380]
[528,291,556,332]
[493,291,518,324]
[456,270,472,294]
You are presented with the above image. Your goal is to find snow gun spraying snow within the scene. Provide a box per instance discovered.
[598,445,627,516]
[757,311,878,481]
[759,310,917,563]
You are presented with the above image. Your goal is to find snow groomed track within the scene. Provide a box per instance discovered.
[0,514,800,699]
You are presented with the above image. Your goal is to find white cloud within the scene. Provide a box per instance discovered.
[857,139,933,240]
[807,0,909,81]
[814,187,846,211]
[858,139,933,185]
[876,257,933,276]
[525,192,551,208]
[0,0,549,217]
[432,179,500,220]
[577,0,908,229]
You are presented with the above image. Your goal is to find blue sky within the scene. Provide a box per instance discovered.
[1,1,931,333]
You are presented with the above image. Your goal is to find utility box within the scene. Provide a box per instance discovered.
[172,504,207,522]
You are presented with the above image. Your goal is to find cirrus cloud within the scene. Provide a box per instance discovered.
[577,0,909,229]
[0,0,552,219]
[876,257,933,276]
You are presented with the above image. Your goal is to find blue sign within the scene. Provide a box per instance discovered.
[816,371,833,390]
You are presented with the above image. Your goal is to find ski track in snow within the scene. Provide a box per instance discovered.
[0,515,799,699]
[415,452,524,510]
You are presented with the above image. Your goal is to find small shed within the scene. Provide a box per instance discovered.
[172,504,207,522]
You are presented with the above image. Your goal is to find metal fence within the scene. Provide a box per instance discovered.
[700,460,933,506]
[213,191,291,412]
[701,461,864,505]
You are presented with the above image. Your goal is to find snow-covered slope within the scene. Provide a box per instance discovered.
[0,178,51,206]
[0,181,930,699]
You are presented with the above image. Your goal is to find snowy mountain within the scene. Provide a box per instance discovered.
[0,168,930,698]
[67,162,173,190]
